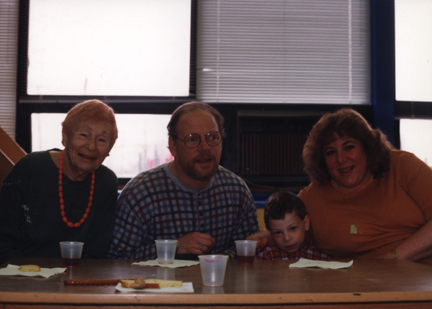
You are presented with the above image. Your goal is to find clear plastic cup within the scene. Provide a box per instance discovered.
[155,239,178,264]
[202,286,225,294]
[198,255,229,286]
[59,241,84,268]
[235,240,257,265]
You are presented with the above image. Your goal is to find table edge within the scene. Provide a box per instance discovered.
[1,291,432,305]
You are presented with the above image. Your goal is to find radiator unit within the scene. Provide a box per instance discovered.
[240,133,307,176]
[236,110,323,186]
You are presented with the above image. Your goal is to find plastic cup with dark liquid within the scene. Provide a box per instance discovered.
[235,240,257,265]
[59,241,84,268]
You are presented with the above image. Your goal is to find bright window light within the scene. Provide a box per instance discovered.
[395,0,432,102]
[31,113,174,178]
[400,119,432,167]
[27,0,191,96]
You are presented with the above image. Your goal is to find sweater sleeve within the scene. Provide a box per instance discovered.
[398,151,432,220]
[0,156,32,264]
[81,167,118,259]
[108,182,157,260]
[224,184,259,258]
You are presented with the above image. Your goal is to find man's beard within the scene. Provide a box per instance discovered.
[178,153,219,181]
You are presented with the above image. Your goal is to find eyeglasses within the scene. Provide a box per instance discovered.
[177,132,222,149]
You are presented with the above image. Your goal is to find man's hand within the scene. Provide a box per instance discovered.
[176,232,216,255]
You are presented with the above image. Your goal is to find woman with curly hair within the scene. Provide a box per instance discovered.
[251,108,432,264]
[298,108,432,263]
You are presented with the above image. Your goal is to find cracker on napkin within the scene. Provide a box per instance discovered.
[0,264,66,278]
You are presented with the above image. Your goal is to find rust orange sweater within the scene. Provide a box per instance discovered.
[298,150,432,259]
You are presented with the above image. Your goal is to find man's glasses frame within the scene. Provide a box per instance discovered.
[177,131,222,149]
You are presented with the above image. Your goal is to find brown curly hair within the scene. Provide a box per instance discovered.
[302,108,392,186]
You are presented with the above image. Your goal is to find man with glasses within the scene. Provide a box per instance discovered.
[109,102,259,260]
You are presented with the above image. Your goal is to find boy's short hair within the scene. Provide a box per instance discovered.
[264,191,308,229]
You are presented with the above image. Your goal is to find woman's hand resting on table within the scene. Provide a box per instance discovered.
[375,252,398,260]
[246,229,273,252]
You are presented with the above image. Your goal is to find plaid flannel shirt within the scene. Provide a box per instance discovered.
[257,238,331,261]
[108,163,259,260]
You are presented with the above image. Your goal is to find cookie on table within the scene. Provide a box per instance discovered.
[18,265,41,272]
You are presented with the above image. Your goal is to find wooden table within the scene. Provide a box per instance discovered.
[1,257,432,308]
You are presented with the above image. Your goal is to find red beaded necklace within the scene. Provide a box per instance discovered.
[58,151,95,228]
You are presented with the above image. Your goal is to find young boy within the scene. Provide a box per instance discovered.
[257,191,330,260]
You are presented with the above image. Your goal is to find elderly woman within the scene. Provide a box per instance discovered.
[298,108,432,263]
[251,108,432,264]
[0,99,118,264]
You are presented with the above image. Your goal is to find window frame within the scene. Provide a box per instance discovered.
[16,0,198,103]
[13,0,398,187]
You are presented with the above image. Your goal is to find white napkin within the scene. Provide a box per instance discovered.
[0,264,66,278]
[289,258,353,269]
[115,282,194,293]
[132,259,199,268]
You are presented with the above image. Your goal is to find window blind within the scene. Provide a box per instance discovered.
[196,0,370,104]
[0,0,19,138]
